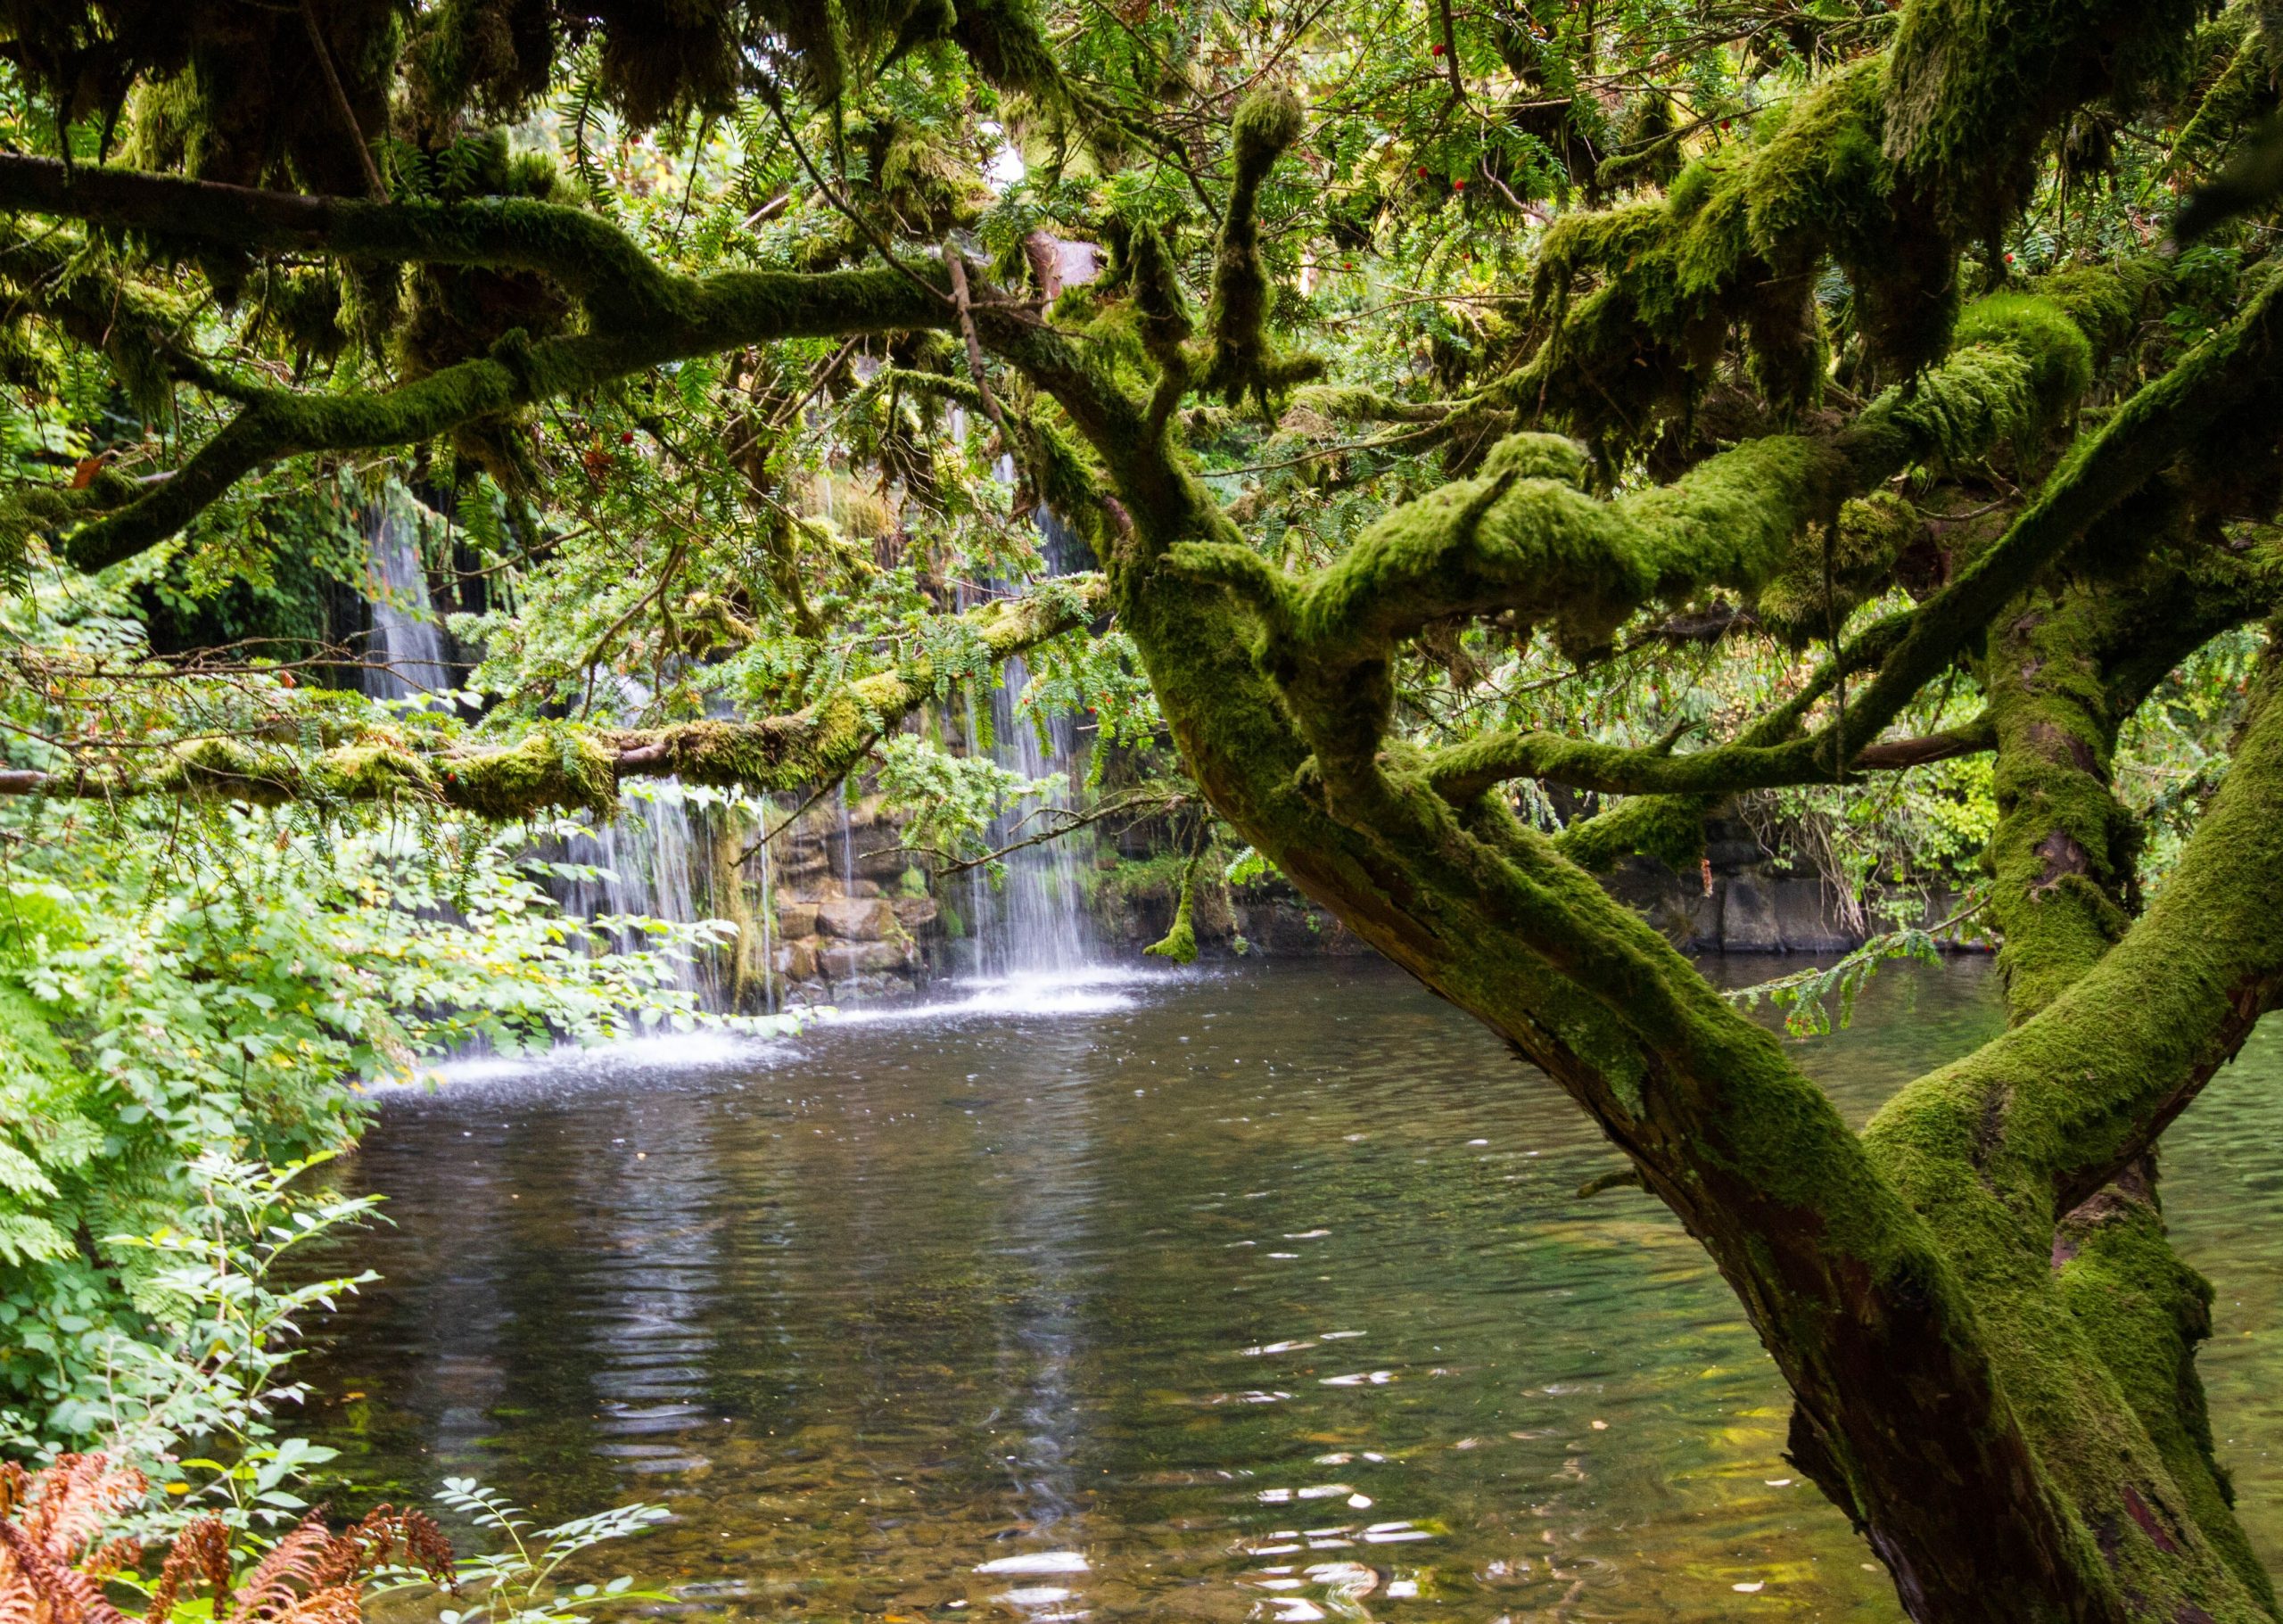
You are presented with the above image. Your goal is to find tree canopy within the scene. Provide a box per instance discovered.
[5,0,2283,1616]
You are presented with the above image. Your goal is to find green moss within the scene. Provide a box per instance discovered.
[1290,430,1844,681]
[1595,93,1684,194]
[1143,859,1200,963]
[2056,1187,2279,1610]
[1830,289,2098,482]
[1477,432,1592,488]
[310,741,437,803]
[2037,260,2172,358]
[1756,490,1922,644]
[1291,384,1443,424]
[1884,0,2204,235]
[1963,579,2165,1021]
[1199,87,1322,406]
[1954,293,2095,420]
[1741,61,1893,268]
[1849,642,2283,1612]
[2172,27,2271,176]
[438,726,617,820]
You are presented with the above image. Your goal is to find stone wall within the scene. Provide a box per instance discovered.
[723,801,1971,1012]
[759,796,944,1005]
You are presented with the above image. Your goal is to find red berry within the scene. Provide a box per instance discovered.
[1453,179,1466,190]
[2005,252,2015,264]
[620,430,635,444]
[1720,119,1732,131]
[1431,42,1446,55]
[1418,165,1430,177]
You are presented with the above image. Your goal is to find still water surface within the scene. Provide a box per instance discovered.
[301,958,2283,1620]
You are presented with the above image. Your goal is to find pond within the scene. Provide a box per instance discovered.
[299,957,2283,1621]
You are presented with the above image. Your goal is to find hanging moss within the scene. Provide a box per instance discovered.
[1883,0,2205,238]
[1595,92,1684,194]
[1198,87,1323,407]
[1143,858,1200,963]
[1755,490,1923,645]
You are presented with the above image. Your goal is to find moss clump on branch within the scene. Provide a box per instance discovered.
[1525,60,1945,440]
[1290,429,1844,672]
[1756,490,1923,644]
[309,740,439,803]
[437,726,617,820]
[1198,87,1323,407]
[1883,0,2205,237]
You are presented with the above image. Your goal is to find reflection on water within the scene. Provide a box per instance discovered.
[302,957,2283,1620]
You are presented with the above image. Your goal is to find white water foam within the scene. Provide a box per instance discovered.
[383,1028,789,1092]
[837,966,1174,1024]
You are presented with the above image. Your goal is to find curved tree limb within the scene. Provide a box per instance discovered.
[1,577,1109,815]
[1423,710,1998,803]
[47,266,950,572]
[0,154,684,326]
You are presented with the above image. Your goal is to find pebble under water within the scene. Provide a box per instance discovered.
[298,958,2283,1621]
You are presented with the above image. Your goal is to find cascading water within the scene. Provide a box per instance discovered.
[532,671,716,1006]
[360,492,454,705]
[960,661,1096,981]
[544,786,709,1004]
[957,465,1101,983]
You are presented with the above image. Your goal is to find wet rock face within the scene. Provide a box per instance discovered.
[743,788,1981,1015]
[1603,833,1972,955]
[776,900,821,940]
[817,897,902,939]
[754,793,944,1006]
[819,939,918,978]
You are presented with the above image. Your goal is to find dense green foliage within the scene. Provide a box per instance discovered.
[3,0,2283,1615]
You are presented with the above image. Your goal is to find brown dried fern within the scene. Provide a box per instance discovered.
[141,1520,229,1624]
[0,1456,457,1624]
[220,1515,334,1624]
[0,1520,135,1624]
[18,1458,145,1562]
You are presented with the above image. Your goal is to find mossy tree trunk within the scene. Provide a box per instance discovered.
[954,146,2283,1612]
[13,0,2283,1611]
[1074,389,2283,1624]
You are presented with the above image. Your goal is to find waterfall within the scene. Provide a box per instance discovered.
[545,786,707,1002]
[957,472,1100,982]
[360,493,453,705]
[960,659,1097,980]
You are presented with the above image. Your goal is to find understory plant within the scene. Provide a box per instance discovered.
[7,0,2283,1612]
[0,1161,669,1624]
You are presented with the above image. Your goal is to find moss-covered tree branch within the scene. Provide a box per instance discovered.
[0,577,1108,816]
[0,154,697,329]
[41,265,952,573]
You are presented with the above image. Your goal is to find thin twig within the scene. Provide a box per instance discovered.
[895,788,1191,876]
[944,245,1014,441]
[736,749,882,867]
